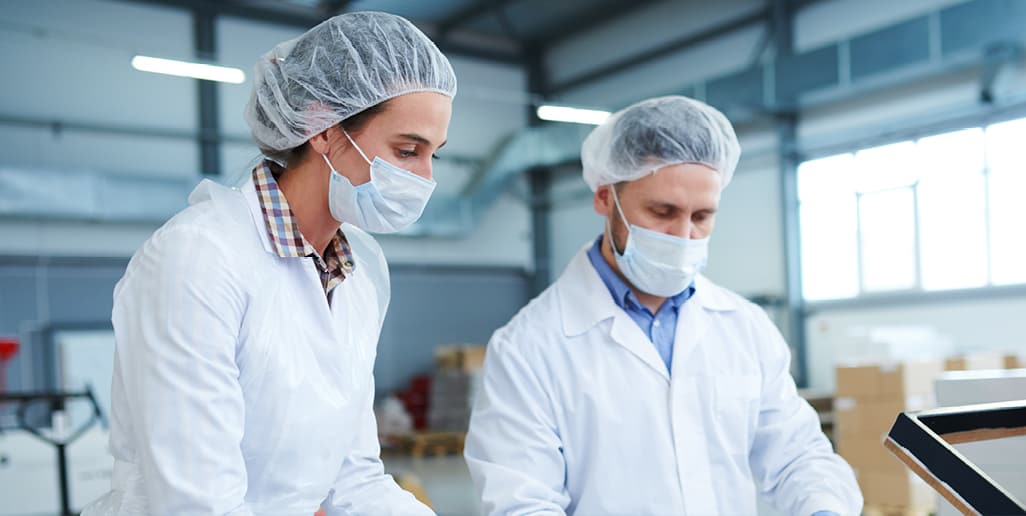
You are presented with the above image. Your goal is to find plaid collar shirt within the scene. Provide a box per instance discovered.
[252,161,355,295]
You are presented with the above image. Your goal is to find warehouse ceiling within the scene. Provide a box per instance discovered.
[127,0,662,64]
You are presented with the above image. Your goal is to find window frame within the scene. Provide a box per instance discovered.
[797,114,1026,304]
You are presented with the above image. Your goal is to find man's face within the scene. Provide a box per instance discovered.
[594,163,722,253]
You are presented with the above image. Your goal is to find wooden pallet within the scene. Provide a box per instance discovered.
[382,431,466,458]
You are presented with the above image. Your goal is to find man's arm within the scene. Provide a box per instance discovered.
[464,331,571,515]
[747,306,863,515]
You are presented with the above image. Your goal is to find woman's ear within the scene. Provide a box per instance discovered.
[307,125,346,156]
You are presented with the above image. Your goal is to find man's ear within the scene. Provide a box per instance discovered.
[593,184,613,217]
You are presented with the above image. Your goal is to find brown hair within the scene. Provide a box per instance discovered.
[263,100,390,166]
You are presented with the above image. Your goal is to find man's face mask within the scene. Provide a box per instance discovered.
[606,186,708,297]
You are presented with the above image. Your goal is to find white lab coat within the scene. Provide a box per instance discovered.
[465,245,862,516]
[83,178,431,516]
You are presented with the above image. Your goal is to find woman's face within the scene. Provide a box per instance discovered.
[327,92,453,185]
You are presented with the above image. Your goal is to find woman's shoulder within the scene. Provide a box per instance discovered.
[130,180,263,275]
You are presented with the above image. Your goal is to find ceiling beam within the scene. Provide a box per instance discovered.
[318,0,352,17]
[116,0,524,64]
[549,6,770,94]
[436,0,517,38]
[527,0,659,49]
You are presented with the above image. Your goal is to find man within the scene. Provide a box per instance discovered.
[465,96,862,515]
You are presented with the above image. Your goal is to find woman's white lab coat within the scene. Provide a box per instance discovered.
[83,178,431,515]
[464,246,862,515]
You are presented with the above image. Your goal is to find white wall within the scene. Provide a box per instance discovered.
[0,0,197,177]
[806,297,1026,391]
[0,1,533,268]
[379,190,532,268]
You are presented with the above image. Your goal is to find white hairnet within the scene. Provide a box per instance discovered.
[581,96,740,191]
[245,11,457,159]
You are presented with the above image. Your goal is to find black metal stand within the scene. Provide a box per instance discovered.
[0,388,106,516]
[885,400,1026,515]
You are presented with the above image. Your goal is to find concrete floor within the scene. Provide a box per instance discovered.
[381,454,790,516]
[383,454,481,516]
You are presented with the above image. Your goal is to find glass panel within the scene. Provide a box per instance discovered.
[986,117,1026,173]
[854,141,919,193]
[918,173,988,290]
[801,197,859,300]
[798,153,855,202]
[989,170,1026,285]
[918,128,984,174]
[986,118,1026,285]
[859,187,917,291]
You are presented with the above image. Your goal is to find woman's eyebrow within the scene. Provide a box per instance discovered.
[398,133,447,149]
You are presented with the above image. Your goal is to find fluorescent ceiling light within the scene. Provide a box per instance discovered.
[131,55,245,84]
[536,104,611,125]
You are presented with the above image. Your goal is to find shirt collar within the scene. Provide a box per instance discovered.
[251,161,355,274]
[585,234,695,313]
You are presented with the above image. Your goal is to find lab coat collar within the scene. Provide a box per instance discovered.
[557,243,740,339]
[240,178,275,255]
[186,177,275,255]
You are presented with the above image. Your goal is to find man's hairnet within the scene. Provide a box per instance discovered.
[245,11,457,158]
[581,96,740,191]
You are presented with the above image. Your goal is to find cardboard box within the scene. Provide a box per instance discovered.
[857,469,936,510]
[945,353,1005,371]
[461,346,487,372]
[835,360,943,399]
[834,397,929,440]
[837,437,906,472]
[435,345,487,372]
[1004,353,1026,369]
[435,346,462,370]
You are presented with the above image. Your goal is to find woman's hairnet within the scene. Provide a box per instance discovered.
[581,96,740,191]
[245,11,457,159]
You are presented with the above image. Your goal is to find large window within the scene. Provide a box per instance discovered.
[798,117,1026,301]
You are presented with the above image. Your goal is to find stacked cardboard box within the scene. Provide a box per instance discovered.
[835,359,944,513]
[428,345,486,431]
[1003,353,1026,369]
[944,352,1005,371]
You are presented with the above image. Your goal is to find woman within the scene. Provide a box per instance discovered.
[84,11,455,515]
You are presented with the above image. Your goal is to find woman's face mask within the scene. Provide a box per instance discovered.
[607,186,709,297]
[323,130,436,234]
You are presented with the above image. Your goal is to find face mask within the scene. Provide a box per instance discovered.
[324,131,437,234]
[607,186,708,297]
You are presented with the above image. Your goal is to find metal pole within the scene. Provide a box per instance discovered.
[56,442,71,516]
[529,167,552,295]
[194,7,221,176]
[525,47,553,296]
[773,0,809,386]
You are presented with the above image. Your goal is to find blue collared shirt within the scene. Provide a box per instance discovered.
[586,235,695,373]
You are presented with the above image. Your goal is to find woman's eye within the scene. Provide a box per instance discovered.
[432,154,440,160]
[397,149,415,158]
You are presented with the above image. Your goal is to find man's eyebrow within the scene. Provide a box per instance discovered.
[647,201,682,211]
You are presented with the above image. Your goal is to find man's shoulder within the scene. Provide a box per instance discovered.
[694,274,762,315]
[490,283,566,352]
